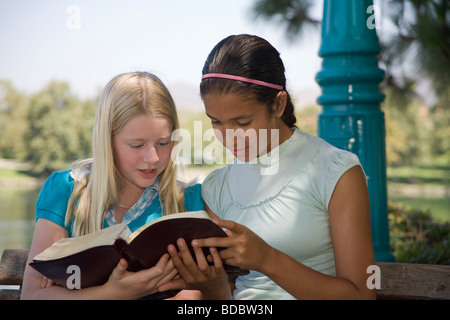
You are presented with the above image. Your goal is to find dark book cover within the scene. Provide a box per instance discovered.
[29,212,249,295]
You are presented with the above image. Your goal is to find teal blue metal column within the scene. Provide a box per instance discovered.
[316,0,394,261]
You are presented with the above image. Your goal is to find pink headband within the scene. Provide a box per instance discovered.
[201,73,284,90]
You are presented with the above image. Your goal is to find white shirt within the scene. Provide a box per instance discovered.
[201,129,362,299]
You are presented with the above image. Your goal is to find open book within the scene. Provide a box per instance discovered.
[30,211,249,292]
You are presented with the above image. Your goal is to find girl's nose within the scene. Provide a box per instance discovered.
[143,146,159,164]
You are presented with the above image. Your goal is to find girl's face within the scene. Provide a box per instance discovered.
[113,114,173,193]
[203,93,290,162]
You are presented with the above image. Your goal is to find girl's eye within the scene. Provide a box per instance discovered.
[159,142,170,146]
[130,144,143,149]
[237,121,251,127]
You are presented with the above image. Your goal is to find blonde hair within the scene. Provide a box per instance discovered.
[66,72,185,237]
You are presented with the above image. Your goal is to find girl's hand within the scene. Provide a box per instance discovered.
[41,276,54,288]
[103,253,177,300]
[158,238,231,299]
[192,219,273,272]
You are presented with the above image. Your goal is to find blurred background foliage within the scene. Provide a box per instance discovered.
[0,80,96,175]
[389,202,449,264]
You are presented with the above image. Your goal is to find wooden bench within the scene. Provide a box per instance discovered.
[0,249,29,300]
[1,248,449,300]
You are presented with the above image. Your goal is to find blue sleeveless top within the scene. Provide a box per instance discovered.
[35,170,204,236]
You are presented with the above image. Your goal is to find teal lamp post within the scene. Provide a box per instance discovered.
[316,0,394,261]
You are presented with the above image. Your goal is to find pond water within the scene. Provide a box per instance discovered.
[0,184,448,255]
[0,187,40,254]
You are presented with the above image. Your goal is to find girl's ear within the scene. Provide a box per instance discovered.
[272,91,287,118]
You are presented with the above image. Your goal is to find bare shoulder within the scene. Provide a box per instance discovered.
[328,165,376,299]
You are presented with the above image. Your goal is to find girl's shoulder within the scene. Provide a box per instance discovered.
[200,166,232,215]
[301,134,363,209]
[308,135,361,178]
[202,165,230,185]
[40,170,75,198]
[200,165,230,196]
[184,182,201,194]
[35,170,75,234]
[183,182,205,212]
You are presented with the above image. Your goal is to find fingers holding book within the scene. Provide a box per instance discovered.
[192,218,272,272]
[161,238,231,299]
[104,254,178,300]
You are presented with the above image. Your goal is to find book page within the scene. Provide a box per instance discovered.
[33,223,131,261]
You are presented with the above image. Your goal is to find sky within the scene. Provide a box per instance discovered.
[0,0,324,110]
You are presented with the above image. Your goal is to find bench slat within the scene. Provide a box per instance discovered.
[0,289,21,300]
[0,249,30,285]
[376,262,450,300]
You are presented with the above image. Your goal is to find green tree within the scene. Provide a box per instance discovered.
[429,88,450,164]
[295,104,320,135]
[25,81,95,175]
[0,81,30,159]
[380,0,449,110]
[252,0,320,39]
[383,90,431,166]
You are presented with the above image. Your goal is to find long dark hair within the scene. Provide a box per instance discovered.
[200,34,297,127]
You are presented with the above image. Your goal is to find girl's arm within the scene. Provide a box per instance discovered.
[194,166,376,300]
[21,218,177,300]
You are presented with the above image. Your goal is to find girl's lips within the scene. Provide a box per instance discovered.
[137,168,157,179]
[232,146,248,157]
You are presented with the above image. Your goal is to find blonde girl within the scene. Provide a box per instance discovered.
[21,72,204,299]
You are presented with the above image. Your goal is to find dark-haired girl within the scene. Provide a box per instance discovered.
[162,34,376,300]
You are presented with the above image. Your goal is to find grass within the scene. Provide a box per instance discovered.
[387,165,450,186]
[387,165,449,223]
[0,168,36,179]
